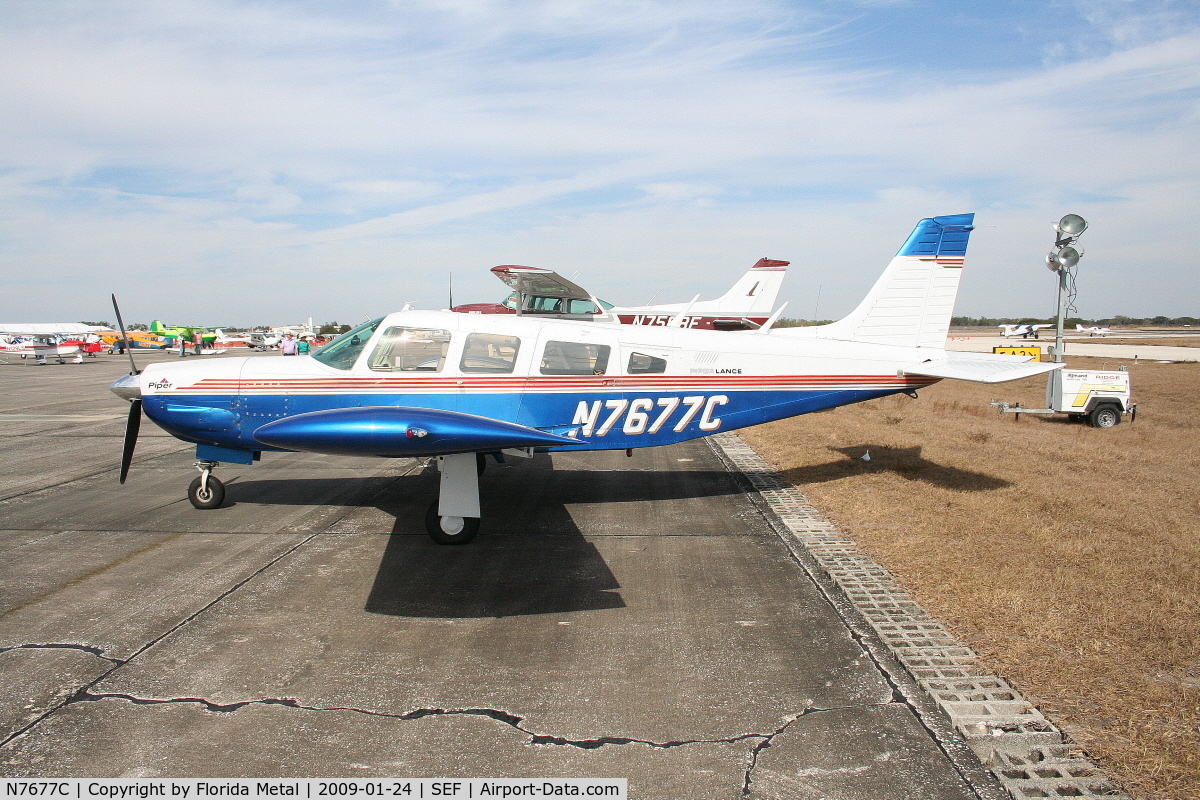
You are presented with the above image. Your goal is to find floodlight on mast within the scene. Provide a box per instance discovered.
[1047,214,1088,362]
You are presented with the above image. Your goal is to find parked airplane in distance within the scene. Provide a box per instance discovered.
[1075,325,1112,336]
[1000,323,1053,339]
[0,333,83,363]
[452,258,789,331]
[111,213,1058,544]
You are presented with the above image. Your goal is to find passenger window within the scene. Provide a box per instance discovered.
[460,333,520,373]
[526,296,563,313]
[566,298,600,314]
[627,352,667,374]
[368,327,451,372]
[541,341,610,375]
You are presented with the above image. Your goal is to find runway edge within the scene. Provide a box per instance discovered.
[706,431,1130,800]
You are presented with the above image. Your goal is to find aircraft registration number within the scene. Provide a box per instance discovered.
[572,395,727,437]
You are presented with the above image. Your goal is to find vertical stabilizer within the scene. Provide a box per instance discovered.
[704,258,788,314]
[815,214,974,348]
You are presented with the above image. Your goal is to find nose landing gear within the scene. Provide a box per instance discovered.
[188,460,225,509]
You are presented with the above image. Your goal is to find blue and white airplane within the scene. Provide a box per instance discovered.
[111,213,1058,544]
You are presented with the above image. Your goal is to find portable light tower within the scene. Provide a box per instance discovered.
[1046,214,1088,362]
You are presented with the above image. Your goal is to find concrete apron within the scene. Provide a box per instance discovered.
[2,354,997,798]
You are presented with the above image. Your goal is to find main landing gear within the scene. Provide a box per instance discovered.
[424,452,483,545]
[187,460,225,509]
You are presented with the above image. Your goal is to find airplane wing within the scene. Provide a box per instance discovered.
[903,353,1062,383]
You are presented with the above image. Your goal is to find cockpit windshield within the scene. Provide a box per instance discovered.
[311,317,384,370]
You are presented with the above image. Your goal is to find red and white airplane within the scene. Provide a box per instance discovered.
[0,333,84,363]
[452,258,789,331]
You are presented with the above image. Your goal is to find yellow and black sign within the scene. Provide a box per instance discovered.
[993,346,1044,361]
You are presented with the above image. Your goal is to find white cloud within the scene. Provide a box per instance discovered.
[0,0,1197,323]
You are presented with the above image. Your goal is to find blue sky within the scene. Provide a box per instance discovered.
[2,0,1198,326]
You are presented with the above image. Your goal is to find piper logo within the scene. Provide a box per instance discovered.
[148,378,173,389]
[572,395,728,437]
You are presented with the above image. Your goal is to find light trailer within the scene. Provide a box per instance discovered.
[991,367,1135,427]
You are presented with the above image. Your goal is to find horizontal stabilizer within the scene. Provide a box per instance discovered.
[904,353,1062,384]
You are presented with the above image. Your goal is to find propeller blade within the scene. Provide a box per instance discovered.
[110,294,140,375]
[119,398,142,484]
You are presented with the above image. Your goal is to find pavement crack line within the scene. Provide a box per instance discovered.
[0,530,324,749]
[55,692,882,759]
[0,643,122,665]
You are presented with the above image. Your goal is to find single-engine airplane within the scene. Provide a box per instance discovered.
[999,323,1052,339]
[0,333,83,363]
[452,258,788,330]
[110,213,1059,544]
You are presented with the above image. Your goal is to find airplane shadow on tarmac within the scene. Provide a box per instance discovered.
[778,444,1011,492]
[222,454,746,619]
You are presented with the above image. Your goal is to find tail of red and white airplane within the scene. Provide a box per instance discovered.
[641,258,788,316]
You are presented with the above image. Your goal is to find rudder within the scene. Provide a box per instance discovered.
[816,213,974,348]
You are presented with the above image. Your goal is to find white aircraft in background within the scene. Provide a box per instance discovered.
[453,258,789,331]
[211,329,254,346]
[1075,325,1112,336]
[999,323,1052,339]
[110,213,1059,545]
[0,333,83,363]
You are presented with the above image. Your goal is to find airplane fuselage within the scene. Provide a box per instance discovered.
[132,309,940,461]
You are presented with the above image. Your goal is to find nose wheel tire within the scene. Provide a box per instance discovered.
[425,501,480,545]
[188,475,226,509]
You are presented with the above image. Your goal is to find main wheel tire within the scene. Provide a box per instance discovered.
[188,475,226,509]
[425,500,480,545]
[1088,404,1121,428]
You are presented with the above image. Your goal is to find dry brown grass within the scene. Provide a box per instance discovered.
[1075,338,1200,348]
[739,357,1200,800]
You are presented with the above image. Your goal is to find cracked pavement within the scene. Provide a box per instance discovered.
[0,354,997,798]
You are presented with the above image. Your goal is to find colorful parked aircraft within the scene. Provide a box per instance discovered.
[149,321,219,348]
[110,213,1058,544]
[452,259,788,330]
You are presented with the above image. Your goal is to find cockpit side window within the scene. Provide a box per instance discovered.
[368,327,451,372]
[627,352,667,374]
[310,317,384,370]
[540,341,610,375]
[565,298,600,314]
[460,332,521,373]
[526,296,563,313]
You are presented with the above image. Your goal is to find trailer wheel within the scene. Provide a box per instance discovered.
[1088,404,1121,428]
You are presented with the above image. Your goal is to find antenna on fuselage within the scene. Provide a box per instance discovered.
[448,271,454,309]
[667,295,700,328]
[755,302,789,335]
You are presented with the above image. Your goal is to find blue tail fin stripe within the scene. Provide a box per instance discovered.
[896,213,975,258]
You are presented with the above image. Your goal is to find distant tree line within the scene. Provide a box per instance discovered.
[769,316,1198,329]
[949,315,1198,327]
